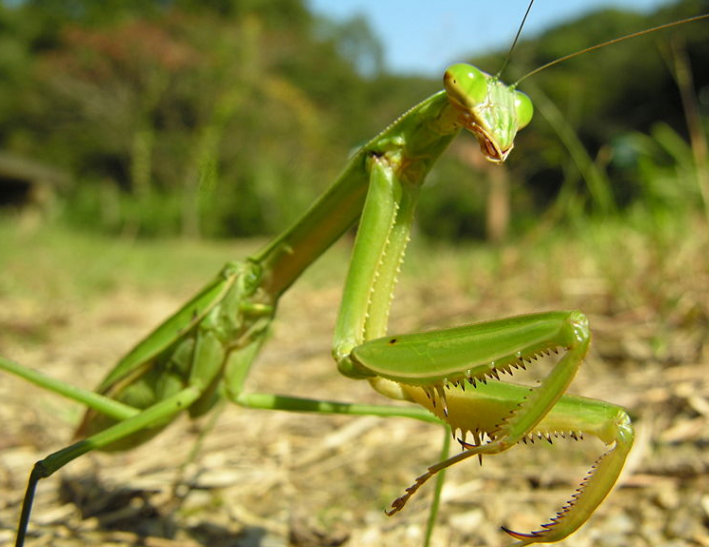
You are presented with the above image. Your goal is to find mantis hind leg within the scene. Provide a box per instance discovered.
[14,386,204,546]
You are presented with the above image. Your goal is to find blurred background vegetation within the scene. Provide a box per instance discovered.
[0,0,707,241]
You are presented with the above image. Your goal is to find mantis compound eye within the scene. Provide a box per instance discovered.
[514,90,533,130]
[444,63,489,108]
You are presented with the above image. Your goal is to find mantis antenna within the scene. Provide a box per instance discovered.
[515,12,709,85]
[496,0,537,79]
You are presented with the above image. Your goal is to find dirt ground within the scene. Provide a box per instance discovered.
[1,237,708,547]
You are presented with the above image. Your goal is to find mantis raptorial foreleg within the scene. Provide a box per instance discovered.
[328,120,632,544]
[403,381,634,545]
[351,313,634,544]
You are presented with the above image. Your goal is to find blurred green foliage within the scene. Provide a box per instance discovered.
[503,0,709,223]
[0,0,707,239]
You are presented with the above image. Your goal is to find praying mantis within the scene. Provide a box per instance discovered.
[2,4,708,546]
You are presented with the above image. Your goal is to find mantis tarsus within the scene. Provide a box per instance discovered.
[1,6,707,547]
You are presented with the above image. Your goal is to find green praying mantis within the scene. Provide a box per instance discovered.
[2,5,708,546]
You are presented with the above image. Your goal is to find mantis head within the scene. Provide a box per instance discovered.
[444,63,533,163]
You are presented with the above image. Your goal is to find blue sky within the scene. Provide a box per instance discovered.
[307,0,676,76]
